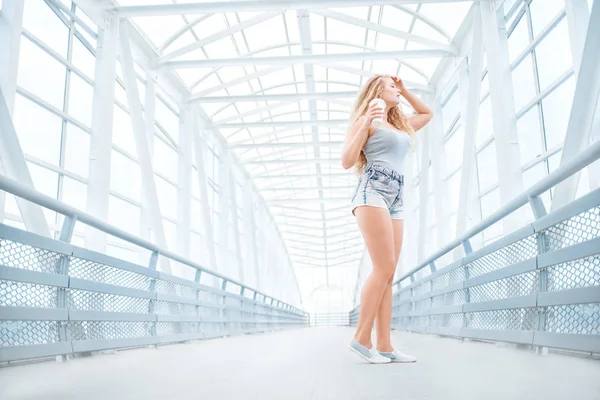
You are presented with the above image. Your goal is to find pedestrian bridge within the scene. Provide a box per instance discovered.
[1,149,599,399]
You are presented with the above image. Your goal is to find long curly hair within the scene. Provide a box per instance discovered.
[349,75,414,173]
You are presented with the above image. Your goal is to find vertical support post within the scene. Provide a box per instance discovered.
[191,116,218,285]
[227,155,245,283]
[55,215,77,362]
[148,250,159,339]
[220,279,228,335]
[480,0,525,233]
[416,112,432,265]
[455,5,484,252]
[118,22,171,273]
[244,175,261,290]
[551,0,600,211]
[177,105,192,262]
[140,69,156,263]
[566,0,591,77]
[218,156,231,277]
[430,101,450,252]
[85,17,119,252]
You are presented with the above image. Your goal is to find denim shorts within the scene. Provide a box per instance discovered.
[351,162,405,220]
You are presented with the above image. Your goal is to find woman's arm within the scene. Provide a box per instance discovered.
[393,77,433,132]
[341,103,383,169]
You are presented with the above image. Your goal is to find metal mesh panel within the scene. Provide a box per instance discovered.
[154,279,197,299]
[398,290,412,302]
[432,289,466,308]
[156,322,200,336]
[0,238,62,273]
[69,258,151,290]
[199,291,222,303]
[0,321,59,346]
[0,280,57,308]
[431,267,465,291]
[414,298,430,310]
[430,313,463,328]
[543,206,600,252]
[467,236,537,278]
[469,271,538,303]
[153,301,197,316]
[547,256,600,292]
[414,282,431,296]
[68,290,150,313]
[466,309,538,331]
[545,303,600,335]
[411,316,430,327]
[69,321,152,341]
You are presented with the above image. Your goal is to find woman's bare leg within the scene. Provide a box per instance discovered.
[352,206,396,348]
[376,219,404,352]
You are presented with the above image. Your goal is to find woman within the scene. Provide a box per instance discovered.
[341,75,433,364]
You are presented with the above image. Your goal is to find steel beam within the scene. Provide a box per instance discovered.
[480,0,525,232]
[85,17,119,250]
[177,106,193,264]
[112,0,475,17]
[551,0,600,211]
[313,9,457,54]
[161,50,452,69]
[119,22,171,273]
[216,119,346,129]
[158,12,281,63]
[140,69,156,262]
[193,91,356,103]
[455,6,484,243]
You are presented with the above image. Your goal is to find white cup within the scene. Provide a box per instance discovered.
[369,98,385,124]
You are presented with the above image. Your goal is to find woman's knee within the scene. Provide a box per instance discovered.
[373,263,396,282]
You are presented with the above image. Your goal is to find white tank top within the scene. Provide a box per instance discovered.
[362,125,411,175]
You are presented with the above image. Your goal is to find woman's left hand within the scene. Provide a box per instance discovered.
[392,76,407,93]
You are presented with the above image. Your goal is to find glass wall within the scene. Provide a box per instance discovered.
[2,0,301,306]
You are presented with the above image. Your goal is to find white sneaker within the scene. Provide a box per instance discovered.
[349,339,391,364]
[379,349,417,363]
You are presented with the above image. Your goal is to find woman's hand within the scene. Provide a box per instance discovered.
[362,101,385,126]
[392,76,407,93]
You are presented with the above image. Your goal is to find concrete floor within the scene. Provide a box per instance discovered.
[1,327,599,400]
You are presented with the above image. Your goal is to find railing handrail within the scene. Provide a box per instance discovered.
[394,136,600,286]
[0,174,302,313]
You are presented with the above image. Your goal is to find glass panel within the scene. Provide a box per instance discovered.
[68,73,93,127]
[71,38,95,79]
[534,20,572,91]
[476,141,498,190]
[17,37,66,110]
[61,177,87,212]
[507,14,529,62]
[110,150,141,201]
[445,126,464,172]
[517,106,543,164]
[529,0,565,38]
[22,0,69,57]
[511,54,536,111]
[108,195,140,235]
[541,77,575,150]
[63,123,90,178]
[13,94,62,166]
[476,97,493,148]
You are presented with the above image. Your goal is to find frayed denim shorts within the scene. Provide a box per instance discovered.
[351,162,405,220]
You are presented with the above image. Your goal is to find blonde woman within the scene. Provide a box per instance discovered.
[342,75,433,364]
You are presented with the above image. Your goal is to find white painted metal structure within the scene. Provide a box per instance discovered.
[0,0,597,313]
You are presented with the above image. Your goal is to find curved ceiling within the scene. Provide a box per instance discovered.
[112,0,474,303]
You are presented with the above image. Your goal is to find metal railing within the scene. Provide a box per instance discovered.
[309,313,350,327]
[0,177,309,363]
[351,139,600,354]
